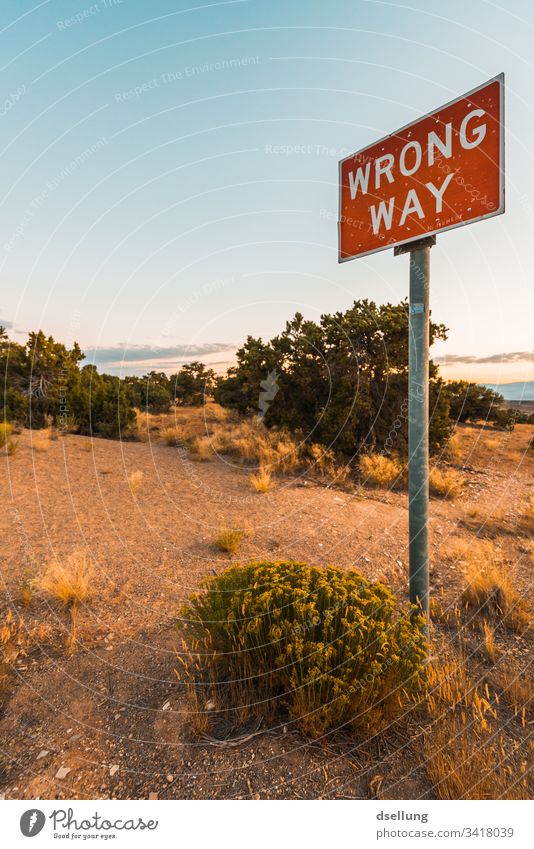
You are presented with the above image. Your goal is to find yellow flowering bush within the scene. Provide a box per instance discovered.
[179,561,426,737]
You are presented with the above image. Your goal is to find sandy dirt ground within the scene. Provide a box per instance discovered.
[0,418,532,799]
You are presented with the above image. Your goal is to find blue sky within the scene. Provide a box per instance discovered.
[1,0,533,384]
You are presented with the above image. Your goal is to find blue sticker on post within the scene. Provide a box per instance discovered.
[410,303,425,314]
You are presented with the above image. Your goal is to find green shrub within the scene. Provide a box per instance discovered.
[179,561,426,737]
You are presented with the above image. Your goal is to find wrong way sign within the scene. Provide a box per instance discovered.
[338,73,504,261]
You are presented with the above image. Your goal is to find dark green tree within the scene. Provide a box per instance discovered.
[445,380,503,423]
[215,300,452,456]
[71,365,135,438]
[172,362,217,406]
[125,371,173,413]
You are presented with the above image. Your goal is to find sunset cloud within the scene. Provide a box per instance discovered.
[434,351,533,365]
[84,342,236,375]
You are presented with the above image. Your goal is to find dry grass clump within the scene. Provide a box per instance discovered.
[307,443,350,483]
[428,466,464,499]
[0,422,18,455]
[359,453,404,489]
[461,493,533,537]
[498,661,534,718]
[443,434,463,464]
[161,426,183,446]
[424,651,529,799]
[208,419,302,474]
[39,551,94,653]
[39,551,94,607]
[81,439,93,451]
[129,469,144,494]
[32,427,52,451]
[214,526,246,554]
[514,493,534,536]
[142,406,350,484]
[0,609,25,688]
[20,580,33,606]
[482,621,499,662]
[1,612,57,686]
[188,436,213,461]
[461,504,506,536]
[249,465,272,493]
[457,541,530,632]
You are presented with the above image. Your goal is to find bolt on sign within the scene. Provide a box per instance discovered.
[338,73,504,261]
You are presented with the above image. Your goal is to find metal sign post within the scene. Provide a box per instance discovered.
[337,74,504,633]
[395,235,436,628]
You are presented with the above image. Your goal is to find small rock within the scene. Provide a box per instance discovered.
[166,774,174,783]
[109,765,119,777]
[205,699,216,711]
[149,792,158,800]
[55,766,71,780]
[162,701,171,711]
[36,750,49,760]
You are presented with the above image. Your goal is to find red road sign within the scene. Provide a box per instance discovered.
[338,74,504,261]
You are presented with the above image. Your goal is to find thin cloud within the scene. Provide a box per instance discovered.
[85,342,236,365]
[435,351,534,365]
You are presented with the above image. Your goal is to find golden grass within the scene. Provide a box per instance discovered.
[206,418,303,474]
[32,428,52,451]
[249,465,272,493]
[424,651,529,799]
[129,469,144,494]
[214,526,246,554]
[0,422,12,446]
[0,609,24,688]
[188,436,213,461]
[161,426,182,446]
[515,494,534,536]
[20,581,33,606]
[0,422,18,455]
[81,439,93,452]
[5,437,18,455]
[39,551,94,607]
[461,493,533,537]
[482,621,499,662]
[443,434,463,464]
[428,466,464,499]
[449,540,531,632]
[498,662,534,717]
[135,405,353,484]
[359,453,404,489]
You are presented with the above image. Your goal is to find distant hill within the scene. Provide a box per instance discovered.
[484,381,534,401]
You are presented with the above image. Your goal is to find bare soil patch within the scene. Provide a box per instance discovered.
[1,415,532,799]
